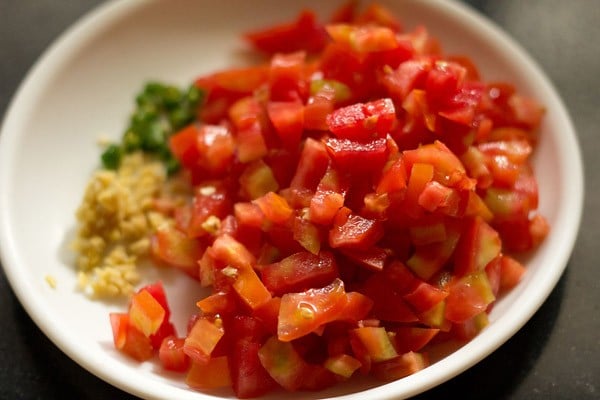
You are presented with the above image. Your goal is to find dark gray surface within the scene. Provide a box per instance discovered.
[0,1,597,399]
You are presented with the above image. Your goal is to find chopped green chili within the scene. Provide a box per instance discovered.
[100,82,204,173]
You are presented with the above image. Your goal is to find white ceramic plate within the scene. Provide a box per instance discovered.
[0,1,583,399]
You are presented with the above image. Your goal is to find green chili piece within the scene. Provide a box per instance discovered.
[101,144,122,170]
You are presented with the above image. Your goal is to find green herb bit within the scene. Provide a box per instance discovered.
[101,80,204,172]
[101,144,122,170]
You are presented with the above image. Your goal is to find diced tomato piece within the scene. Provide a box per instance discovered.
[382,58,433,101]
[233,266,273,311]
[278,279,347,342]
[304,86,336,130]
[371,352,426,381]
[292,215,322,254]
[261,251,338,296]
[403,162,434,219]
[230,340,276,398]
[252,297,281,336]
[499,255,526,293]
[408,218,446,246]
[392,327,439,353]
[185,184,231,238]
[425,61,466,107]
[445,271,496,323]
[324,353,362,379]
[149,320,176,351]
[406,219,460,280]
[403,282,448,314]
[403,140,467,187]
[184,316,225,364]
[485,255,502,297]
[451,312,489,341]
[244,10,328,55]
[326,98,395,141]
[109,313,153,362]
[453,216,501,277]
[169,124,201,169]
[137,281,171,320]
[238,159,279,200]
[186,356,232,390]
[335,291,374,323]
[355,3,403,31]
[326,24,398,53]
[210,233,256,271]
[234,202,264,229]
[329,209,384,250]
[196,64,268,94]
[253,191,294,225]
[151,225,204,278]
[267,100,304,149]
[290,138,330,192]
[195,124,236,176]
[418,300,449,329]
[159,336,190,372]
[350,326,398,362]
[360,271,419,323]
[269,51,308,102]
[376,155,408,194]
[196,291,238,316]
[236,121,269,163]
[258,336,309,391]
[309,164,348,225]
[300,364,338,391]
[340,246,388,271]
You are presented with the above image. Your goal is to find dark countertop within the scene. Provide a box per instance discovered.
[0,1,597,399]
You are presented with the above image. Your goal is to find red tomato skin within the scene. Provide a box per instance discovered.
[230,340,277,398]
[109,313,153,362]
[444,272,495,323]
[329,211,384,250]
[137,281,171,320]
[244,10,328,55]
[151,225,204,279]
[269,51,308,102]
[326,98,396,141]
[277,279,348,342]
[261,251,338,296]
[186,185,231,238]
[289,138,330,192]
[360,272,419,323]
[258,336,309,391]
[403,282,449,314]
[169,124,201,169]
[159,336,190,372]
[325,136,389,174]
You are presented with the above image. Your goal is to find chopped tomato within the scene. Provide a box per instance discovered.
[371,352,427,381]
[261,251,338,296]
[128,289,166,337]
[186,356,232,390]
[159,336,190,372]
[109,313,153,362]
[258,336,308,391]
[151,224,204,278]
[244,10,328,55]
[326,98,396,141]
[329,208,384,250]
[278,279,347,342]
[184,316,225,364]
[108,3,549,397]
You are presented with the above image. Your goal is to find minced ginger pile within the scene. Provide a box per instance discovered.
[72,152,171,298]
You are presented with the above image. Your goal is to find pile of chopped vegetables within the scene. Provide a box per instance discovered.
[101,2,549,398]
